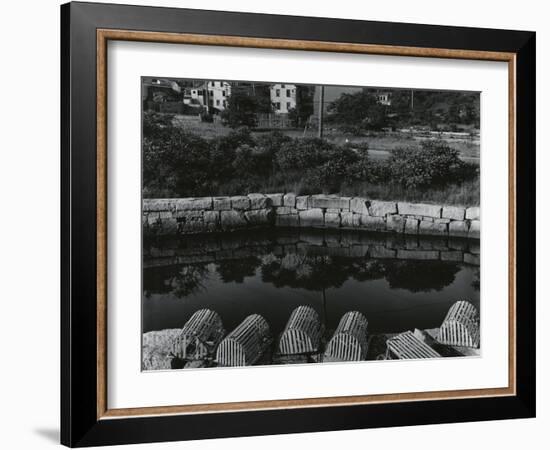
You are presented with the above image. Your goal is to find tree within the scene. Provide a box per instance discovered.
[221,92,259,128]
[328,89,388,130]
[288,85,314,127]
[220,88,272,128]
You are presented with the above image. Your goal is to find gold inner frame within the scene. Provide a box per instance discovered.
[96,29,517,420]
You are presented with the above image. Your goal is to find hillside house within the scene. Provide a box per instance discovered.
[270,84,297,114]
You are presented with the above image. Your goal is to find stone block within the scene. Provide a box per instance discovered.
[299,208,324,227]
[310,194,350,210]
[369,246,396,259]
[296,195,310,210]
[230,196,250,210]
[324,233,341,246]
[298,231,324,246]
[275,214,299,227]
[174,197,213,211]
[325,246,350,257]
[418,236,449,251]
[434,218,451,224]
[177,215,204,233]
[442,206,465,221]
[466,206,480,220]
[248,193,269,209]
[283,193,296,207]
[386,214,405,233]
[404,217,420,234]
[468,220,480,239]
[341,212,361,228]
[349,245,369,258]
[368,200,397,217]
[448,220,470,238]
[360,215,386,232]
[350,197,369,215]
[266,193,284,207]
[212,196,231,210]
[448,237,469,251]
[220,210,248,229]
[275,206,298,215]
[161,218,179,234]
[158,211,173,219]
[418,220,448,236]
[469,241,480,255]
[244,208,274,226]
[143,199,176,212]
[397,249,440,260]
[405,236,419,249]
[398,202,442,218]
[203,210,220,225]
[325,212,341,228]
[440,251,465,262]
[464,253,480,265]
[174,209,202,220]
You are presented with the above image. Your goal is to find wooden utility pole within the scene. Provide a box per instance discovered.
[318,85,324,139]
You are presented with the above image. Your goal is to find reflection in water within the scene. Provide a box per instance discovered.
[143,229,480,336]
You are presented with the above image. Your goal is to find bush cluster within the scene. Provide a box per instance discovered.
[143,112,477,198]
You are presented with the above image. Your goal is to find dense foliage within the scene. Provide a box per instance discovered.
[386,140,473,189]
[327,88,480,132]
[143,112,477,198]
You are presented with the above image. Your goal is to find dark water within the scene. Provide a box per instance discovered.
[143,229,479,336]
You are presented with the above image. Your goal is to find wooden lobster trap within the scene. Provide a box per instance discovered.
[385,330,441,360]
[324,311,369,362]
[278,305,322,356]
[172,309,225,361]
[216,314,271,367]
[437,300,480,348]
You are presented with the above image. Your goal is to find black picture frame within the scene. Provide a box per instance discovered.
[61,1,536,447]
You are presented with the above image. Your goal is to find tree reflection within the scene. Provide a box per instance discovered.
[216,257,260,283]
[384,260,461,292]
[143,263,209,299]
[143,233,470,299]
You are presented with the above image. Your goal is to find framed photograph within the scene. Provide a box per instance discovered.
[61,2,536,447]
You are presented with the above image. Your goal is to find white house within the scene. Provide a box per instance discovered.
[376,91,392,106]
[206,81,231,110]
[270,84,296,114]
[183,81,232,111]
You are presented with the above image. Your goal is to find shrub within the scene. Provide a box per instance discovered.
[386,140,469,189]
[142,111,175,139]
[274,138,336,171]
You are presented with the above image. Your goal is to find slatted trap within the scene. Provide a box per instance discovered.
[324,311,369,362]
[172,309,225,360]
[278,305,322,355]
[216,314,271,367]
[437,300,480,348]
[385,330,441,360]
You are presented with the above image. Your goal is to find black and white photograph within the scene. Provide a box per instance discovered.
[141,77,481,370]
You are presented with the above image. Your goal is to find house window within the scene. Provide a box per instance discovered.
[222,91,226,97]
[275,102,281,110]
[286,89,291,97]
[281,84,285,88]
[223,100,227,108]
[276,89,280,97]
[209,90,213,97]
[216,99,220,106]
[286,102,291,109]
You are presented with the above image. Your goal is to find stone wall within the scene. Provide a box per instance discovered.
[143,194,480,240]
